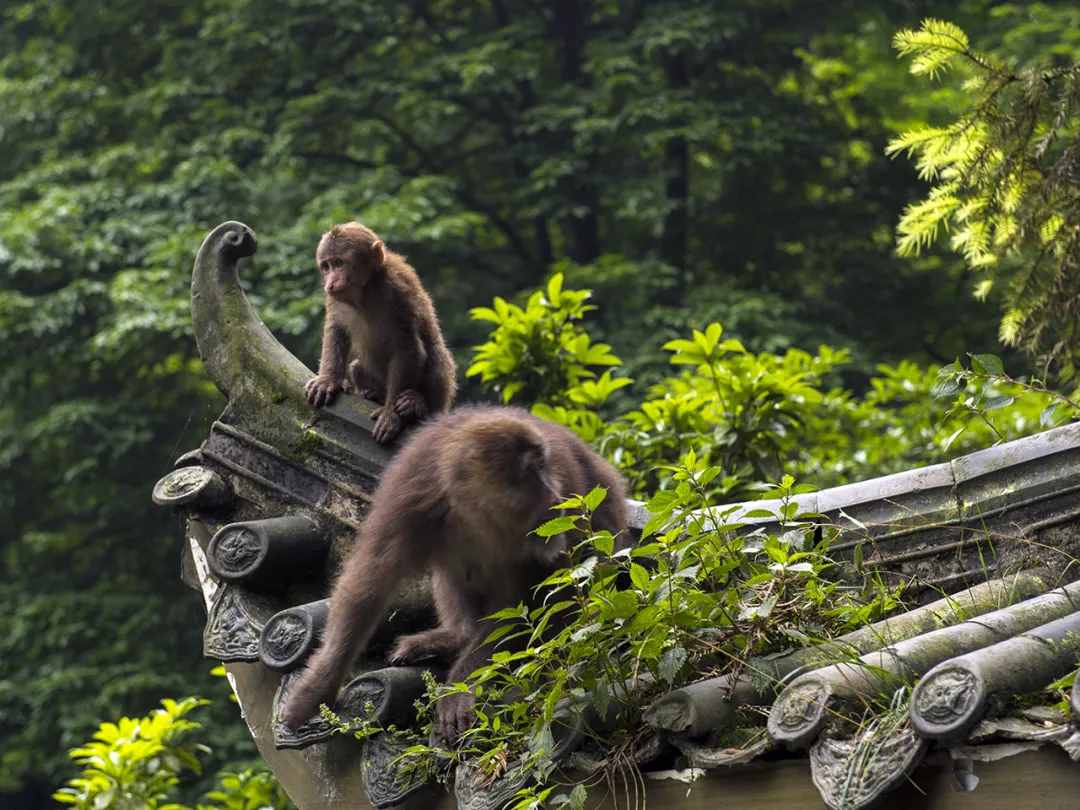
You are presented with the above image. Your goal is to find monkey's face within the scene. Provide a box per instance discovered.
[316,240,366,298]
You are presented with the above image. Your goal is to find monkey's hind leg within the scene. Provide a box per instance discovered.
[347,360,385,403]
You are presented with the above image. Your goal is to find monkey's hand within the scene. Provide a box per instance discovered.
[393,389,429,421]
[436,691,476,742]
[305,376,342,408]
[371,406,403,444]
[281,681,328,730]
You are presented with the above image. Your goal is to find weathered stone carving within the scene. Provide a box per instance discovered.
[911,609,1080,743]
[153,465,232,508]
[272,666,432,750]
[669,731,772,768]
[203,584,280,662]
[362,733,437,808]
[769,679,831,750]
[454,761,531,810]
[809,720,927,810]
[912,667,979,729]
[769,580,1080,749]
[645,571,1045,744]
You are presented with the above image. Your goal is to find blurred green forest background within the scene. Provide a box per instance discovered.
[2,0,1079,806]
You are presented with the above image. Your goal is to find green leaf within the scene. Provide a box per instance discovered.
[605,591,638,620]
[535,516,579,538]
[930,373,961,399]
[583,486,608,512]
[1041,403,1063,428]
[970,353,1004,376]
[942,426,966,451]
[547,273,564,306]
[629,563,651,592]
[658,646,688,685]
[592,532,614,556]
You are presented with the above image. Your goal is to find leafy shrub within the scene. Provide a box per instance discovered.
[53,697,293,810]
[468,276,1060,499]
[467,273,625,408]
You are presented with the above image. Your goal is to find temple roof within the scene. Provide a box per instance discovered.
[153,222,1080,810]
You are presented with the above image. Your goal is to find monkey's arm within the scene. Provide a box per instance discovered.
[306,322,349,407]
[436,627,503,741]
[281,512,430,728]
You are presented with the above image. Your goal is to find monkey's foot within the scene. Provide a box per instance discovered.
[392,389,429,420]
[371,406,403,444]
[436,691,476,742]
[305,376,342,408]
[390,628,465,665]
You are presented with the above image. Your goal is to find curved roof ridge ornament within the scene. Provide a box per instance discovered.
[191,220,312,423]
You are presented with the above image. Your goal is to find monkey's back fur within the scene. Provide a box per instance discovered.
[281,405,629,736]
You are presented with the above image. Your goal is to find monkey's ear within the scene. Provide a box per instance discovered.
[371,240,386,267]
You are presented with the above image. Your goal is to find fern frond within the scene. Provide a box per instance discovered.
[951,220,997,267]
[992,214,1018,249]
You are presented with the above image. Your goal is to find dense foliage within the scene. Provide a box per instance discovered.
[468,273,1060,500]
[1,1,1078,805]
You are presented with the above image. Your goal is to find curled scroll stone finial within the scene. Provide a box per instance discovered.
[191,220,312,423]
[767,677,831,750]
[219,223,257,261]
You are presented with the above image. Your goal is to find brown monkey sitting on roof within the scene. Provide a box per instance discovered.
[306,221,456,443]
